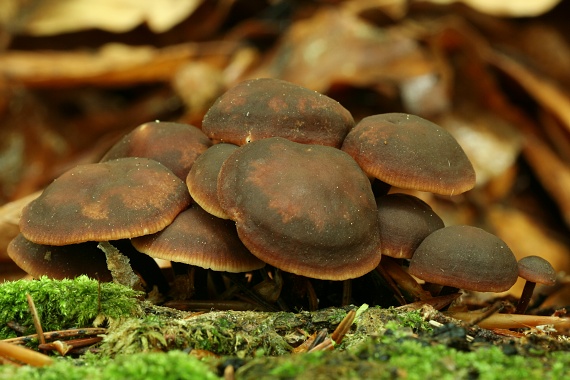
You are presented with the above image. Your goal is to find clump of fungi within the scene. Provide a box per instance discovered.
[9,78,560,327]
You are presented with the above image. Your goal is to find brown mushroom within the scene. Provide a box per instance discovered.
[100,121,212,180]
[202,78,354,147]
[7,233,113,281]
[408,225,518,293]
[374,193,444,302]
[20,157,191,246]
[341,113,476,195]
[7,234,169,292]
[376,193,444,259]
[186,143,239,219]
[132,205,265,273]
[514,255,556,314]
[218,137,381,280]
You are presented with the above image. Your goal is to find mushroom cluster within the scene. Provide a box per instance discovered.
[8,78,555,311]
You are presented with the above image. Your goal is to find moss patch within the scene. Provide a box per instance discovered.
[1,278,570,379]
[0,276,142,340]
[0,350,218,380]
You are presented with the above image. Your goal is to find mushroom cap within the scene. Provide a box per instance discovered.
[341,113,476,195]
[132,205,265,273]
[20,157,191,246]
[202,78,354,147]
[7,233,113,281]
[408,225,518,292]
[218,137,381,280]
[517,255,556,286]
[376,193,444,259]
[100,121,212,180]
[186,143,239,219]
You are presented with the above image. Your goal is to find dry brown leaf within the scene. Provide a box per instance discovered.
[522,136,570,228]
[13,0,205,35]
[247,6,437,92]
[0,42,238,87]
[488,52,570,137]
[437,108,522,187]
[423,0,561,17]
[0,191,40,262]
[487,205,570,296]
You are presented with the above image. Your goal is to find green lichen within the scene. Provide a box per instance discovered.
[0,276,143,340]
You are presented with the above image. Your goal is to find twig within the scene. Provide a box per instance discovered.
[1,327,107,345]
[0,341,53,367]
[25,293,45,345]
[446,311,570,331]
[331,309,356,345]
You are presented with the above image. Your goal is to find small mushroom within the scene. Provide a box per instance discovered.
[20,157,191,246]
[7,234,168,292]
[100,121,212,180]
[218,137,381,280]
[341,113,476,195]
[409,225,519,293]
[514,255,556,314]
[132,205,265,273]
[376,193,444,259]
[7,233,113,281]
[374,193,444,302]
[186,143,239,219]
[202,78,354,147]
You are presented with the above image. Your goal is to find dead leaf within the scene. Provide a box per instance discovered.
[14,0,205,35]
[424,0,561,17]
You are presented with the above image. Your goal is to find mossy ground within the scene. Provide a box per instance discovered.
[0,277,569,379]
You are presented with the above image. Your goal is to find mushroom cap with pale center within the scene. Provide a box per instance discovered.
[409,225,518,292]
[341,113,476,195]
[20,157,191,246]
[218,137,381,280]
[202,78,354,147]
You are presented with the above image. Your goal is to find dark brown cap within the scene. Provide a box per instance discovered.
[409,225,518,292]
[202,78,354,147]
[341,113,476,195]
[20,157,191,246]
[186,143,239,219]
[517,256,556,286]
[100,121,212,180]
[218,137,381,280]
[376,193,444,259]
[132,205,265,273]
[7,233,113,281]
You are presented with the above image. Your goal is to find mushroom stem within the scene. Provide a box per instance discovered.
[379,257,432,301]
[341,280,352,306]
[515,280,537,314]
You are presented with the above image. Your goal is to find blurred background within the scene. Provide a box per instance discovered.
[1,0,569,305]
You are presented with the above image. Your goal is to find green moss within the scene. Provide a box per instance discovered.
[236,327,570,380]
[0,276,143,340]
[99,309,292,358]
[0,351,218,380]
[1,278,569,380]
